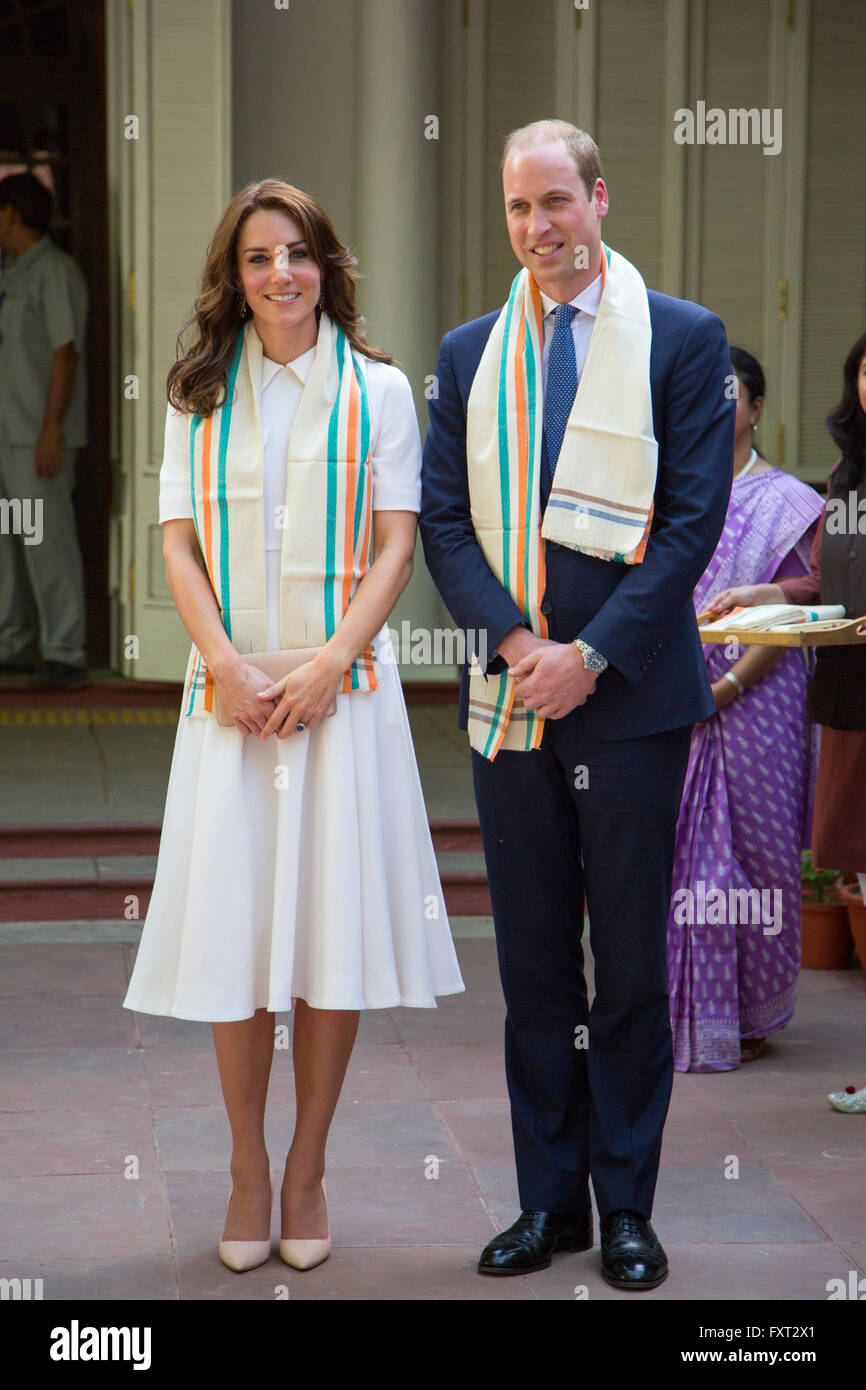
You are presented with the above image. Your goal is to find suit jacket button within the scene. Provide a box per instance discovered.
[540,600,552,614]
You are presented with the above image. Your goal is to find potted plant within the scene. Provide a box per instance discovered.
[838,879,866,979]
[800,851,853,969]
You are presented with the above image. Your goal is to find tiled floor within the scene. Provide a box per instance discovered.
[0,702,477,824]
[0,926,864,1301]
[1,700,866,1300]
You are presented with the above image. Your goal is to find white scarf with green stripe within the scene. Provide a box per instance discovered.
[465,244,657,760]
[181,314,378,717]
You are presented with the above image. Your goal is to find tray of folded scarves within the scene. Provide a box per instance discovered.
[698,605,866,647]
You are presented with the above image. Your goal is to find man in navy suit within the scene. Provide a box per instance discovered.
[420,121,734,1289]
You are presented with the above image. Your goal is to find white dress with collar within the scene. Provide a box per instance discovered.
[122,350,464,1020]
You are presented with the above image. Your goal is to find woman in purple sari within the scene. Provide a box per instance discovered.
[666,349,824,1072]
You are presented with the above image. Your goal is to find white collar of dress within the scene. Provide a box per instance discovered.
[260,344,316,389]
[539,269,603,323]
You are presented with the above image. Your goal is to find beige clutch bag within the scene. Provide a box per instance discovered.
[212,648,338,727]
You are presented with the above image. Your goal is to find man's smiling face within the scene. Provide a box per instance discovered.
[502,138,608,302]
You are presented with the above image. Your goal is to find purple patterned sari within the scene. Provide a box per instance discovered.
[667,467,824,1072]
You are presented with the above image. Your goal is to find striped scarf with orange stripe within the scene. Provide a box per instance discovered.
[181,314,378,717]
[465,246,657,760]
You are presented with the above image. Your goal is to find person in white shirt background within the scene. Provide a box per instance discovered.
[0,171,88,685]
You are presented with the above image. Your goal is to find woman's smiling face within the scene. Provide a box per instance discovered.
[236,207,322,335]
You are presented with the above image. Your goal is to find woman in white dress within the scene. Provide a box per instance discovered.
[122,179,464,1273]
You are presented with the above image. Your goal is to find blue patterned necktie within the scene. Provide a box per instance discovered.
[544,303,578,482]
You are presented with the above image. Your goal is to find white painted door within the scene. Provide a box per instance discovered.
[105,0,231,679]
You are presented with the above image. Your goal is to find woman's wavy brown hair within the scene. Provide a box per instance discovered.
[167,179,392,416]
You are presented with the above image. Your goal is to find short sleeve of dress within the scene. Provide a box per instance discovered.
[366,362,422,512]
[158,401,195,524]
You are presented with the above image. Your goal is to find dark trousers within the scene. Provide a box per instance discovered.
[471,708,691,1219]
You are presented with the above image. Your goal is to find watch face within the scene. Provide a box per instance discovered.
[576,641,605,670]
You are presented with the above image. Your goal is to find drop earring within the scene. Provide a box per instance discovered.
[237,291,247,318]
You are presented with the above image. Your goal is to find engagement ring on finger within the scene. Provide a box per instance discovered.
[296,721,306,732]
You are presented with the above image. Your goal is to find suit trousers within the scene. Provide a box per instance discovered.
[471,706,691,1219]
[0,443,86,666]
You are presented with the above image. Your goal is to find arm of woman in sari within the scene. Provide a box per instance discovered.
[701,503,827,711]
[709,642,789,711]
[704,518,823,615]
[256,509,417,738]
[704,485,828,616]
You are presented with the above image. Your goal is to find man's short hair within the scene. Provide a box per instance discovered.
[0,172,54,235]
[501,120,603,201]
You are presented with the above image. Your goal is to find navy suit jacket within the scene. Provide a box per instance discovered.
[419,289,735,740]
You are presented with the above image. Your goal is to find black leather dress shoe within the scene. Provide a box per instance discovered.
[32,661,89,688]
[600,1210,668,1290]
[0,653,35,675]
[478,1207,594,1276]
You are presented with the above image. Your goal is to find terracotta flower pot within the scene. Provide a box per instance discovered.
[838,882,866,979]
[800,896,854,969]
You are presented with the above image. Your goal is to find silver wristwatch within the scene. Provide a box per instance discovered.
[573,638,608,673]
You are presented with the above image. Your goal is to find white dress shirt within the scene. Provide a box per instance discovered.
[538,269,603,391]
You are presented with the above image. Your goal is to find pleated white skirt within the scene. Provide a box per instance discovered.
[123,619,465,1021]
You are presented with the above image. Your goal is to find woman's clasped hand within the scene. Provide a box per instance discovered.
[217,649,345,737]
[257,649,345,738]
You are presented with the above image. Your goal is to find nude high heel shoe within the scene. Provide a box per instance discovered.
[218,1236,272,1272]
[218,1173,273,1272]
[279,1179,331,1270]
